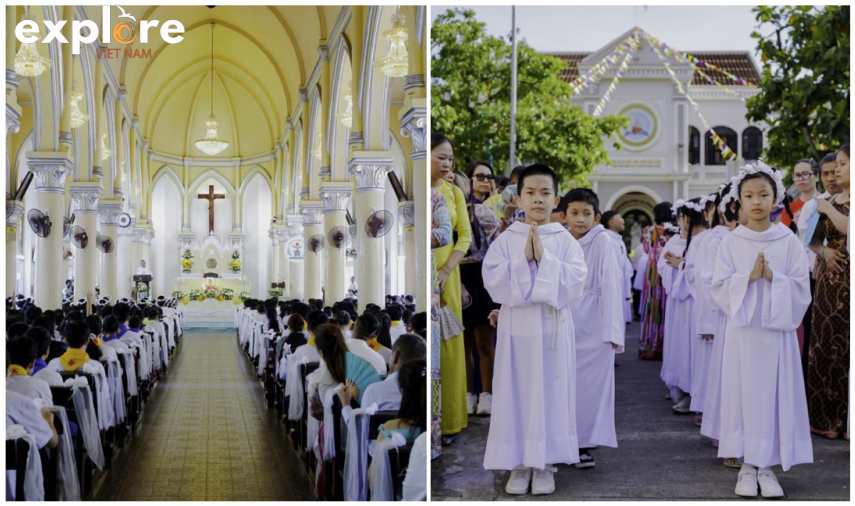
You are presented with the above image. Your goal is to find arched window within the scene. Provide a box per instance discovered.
[688,126,700,165]
[705,127,738,166]
[742,126,763,161]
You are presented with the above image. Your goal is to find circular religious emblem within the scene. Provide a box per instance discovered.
[617,104,658,148]
[286,237,304,260]
[206,258,218,269]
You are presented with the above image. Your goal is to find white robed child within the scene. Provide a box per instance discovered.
[482,165,588,496]
[698,183,741,469]
[601,210,635,323]
[560,189,625,469]
[658,199,700,413]
[710,161,812,498]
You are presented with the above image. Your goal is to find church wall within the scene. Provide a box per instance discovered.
[151,175,183,297]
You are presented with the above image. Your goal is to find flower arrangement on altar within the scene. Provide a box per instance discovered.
[135,281,149,294]
[239,291,251,302]
[268,288,284,298]
[180,250,194,273]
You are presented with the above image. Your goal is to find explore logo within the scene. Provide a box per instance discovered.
[15,5,185,56]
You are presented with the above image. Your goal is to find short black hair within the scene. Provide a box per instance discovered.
[86,315,103,336]
[386,304,404,321]
[25,327,52,357]
[408,312,428,334]
[431,132,453,151]
[820,153,838,167]
[335,310,351,326]
[653,202,673,225]
[306,310,330,333]
[518,164,559,194]
[64,320,91,348]
[601,210,619,230]
[31,315,54,333]
[353,313,380,341]
[561,188,600,215]
[7,336,38,368]
[509,166,526,183]
[128,316,142,329]
[7,322,30,340]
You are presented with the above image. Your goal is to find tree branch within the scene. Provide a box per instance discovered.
[802,126,821,162]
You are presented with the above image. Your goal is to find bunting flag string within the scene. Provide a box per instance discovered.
[593,34,640,117]
[569,28,641,96]
[643,31,756,88]
[644,32,744,101]
[646,32,738,161]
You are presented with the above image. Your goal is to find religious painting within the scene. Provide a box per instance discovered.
[617,104,658,148]
[286,237,304,260]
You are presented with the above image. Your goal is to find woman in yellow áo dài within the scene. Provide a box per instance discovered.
[431,133,472,445]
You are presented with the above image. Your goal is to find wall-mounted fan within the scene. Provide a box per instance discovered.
[308,234,325,253]
[97,235,114,254]
[70,226,89,249]
[118,213,132,228]
[327,225,351,249]
[365,210,394,238]
[63,213,76,238]
[387,172,407,202]
[27,209,52,238]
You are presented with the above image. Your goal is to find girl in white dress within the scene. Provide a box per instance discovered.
[710,162,812,498]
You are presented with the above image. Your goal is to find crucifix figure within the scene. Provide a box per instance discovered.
[198,185,225,234]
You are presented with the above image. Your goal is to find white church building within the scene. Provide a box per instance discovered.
[549,27,764,251]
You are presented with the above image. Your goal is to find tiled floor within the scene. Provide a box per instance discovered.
[100,330,313,501]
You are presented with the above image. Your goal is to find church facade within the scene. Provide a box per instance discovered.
[548,28,764,251]
[7,5,427,312]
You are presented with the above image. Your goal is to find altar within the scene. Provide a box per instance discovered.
[172,275,251,297]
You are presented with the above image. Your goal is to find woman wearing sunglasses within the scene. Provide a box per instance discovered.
[459,161,501,417]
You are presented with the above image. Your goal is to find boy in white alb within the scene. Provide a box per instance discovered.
[560,189,625,469]
[482,165,588,496]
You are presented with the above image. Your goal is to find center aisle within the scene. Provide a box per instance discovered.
[100,330,313,501]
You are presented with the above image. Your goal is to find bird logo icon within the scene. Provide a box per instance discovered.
[116,5,136,23]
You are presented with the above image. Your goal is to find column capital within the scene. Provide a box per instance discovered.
[6,200,24,227]
[286,214,304,237]
[26,151,73,193]
[98,200,123,226]
[269,229,280,245]
[320,184,352,212]
[68,184,103,214]
[348,152,393,193]
[301,201,325,226]
[276,226,289,242]
[132,227,150,244]
[399,99,427,161]
[404,74,426,91]
[6,104,21,134]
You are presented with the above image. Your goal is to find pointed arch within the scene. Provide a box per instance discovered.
[239,164,274,203]
[187,169,237,200]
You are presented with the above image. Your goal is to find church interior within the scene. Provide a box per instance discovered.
[6,5,428,501]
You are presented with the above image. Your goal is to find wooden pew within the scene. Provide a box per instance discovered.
[6,438,30,500]
[388,444,413,501]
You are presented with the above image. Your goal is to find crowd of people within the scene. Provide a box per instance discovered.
[5,294,183,500]
[430,130,849,498]
[236,295,428,501]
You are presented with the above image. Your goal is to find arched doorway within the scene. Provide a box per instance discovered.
[611,191,658,254]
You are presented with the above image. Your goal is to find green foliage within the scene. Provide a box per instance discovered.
[746,5,849,169]
[431,8,627,186]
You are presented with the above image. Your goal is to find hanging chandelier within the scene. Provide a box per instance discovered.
[376,10,409,78]
[100,133,113,161]
[311,130,323,161]
[14,9,52,77]
[339,81,353,128]
[194,22,229,156]
[69,56,89,128]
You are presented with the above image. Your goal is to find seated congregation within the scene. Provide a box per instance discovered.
[5,295,183,500]
[235,296,428,501]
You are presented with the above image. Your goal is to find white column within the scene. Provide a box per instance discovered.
[348,153,393,308]
[117,221,133,297]
[400,102,427,311]
[277,227,289,297]
[269,229,280,286]
[286,215,303,300]
[399,200,416,296]
[302,202,324,301]
[6,200,23,297]
[98,200,122,300]
[321,185,351,305]
[28,152,72,309]
[68,185,102,300]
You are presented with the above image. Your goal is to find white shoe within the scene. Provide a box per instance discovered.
[466,393,477,415]
[735,469,758,497]
[476,392,492,415]
[757,468,784,498]
[672,396,692,414]
[531,467,556,495]
[505,467,531,495]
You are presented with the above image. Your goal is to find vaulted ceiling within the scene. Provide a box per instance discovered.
[80,5,343,158]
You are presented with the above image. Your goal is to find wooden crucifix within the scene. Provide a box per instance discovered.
[198,185,225,234]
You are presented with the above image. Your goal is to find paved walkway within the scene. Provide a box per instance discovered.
[431,322,850,501]
[100,331,313,501]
